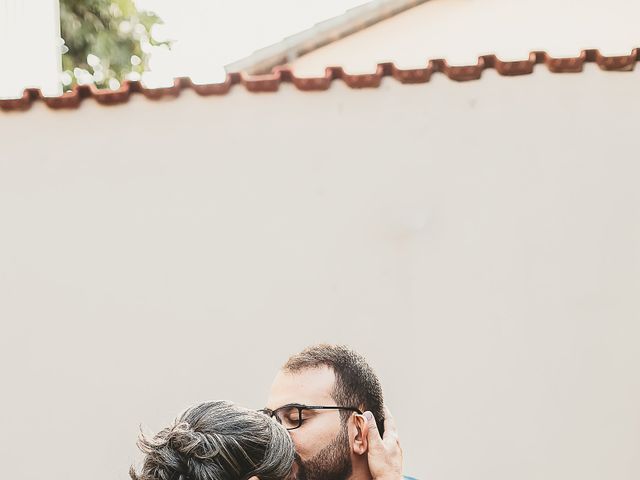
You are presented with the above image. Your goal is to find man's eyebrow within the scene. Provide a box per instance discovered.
[276,402,306,409]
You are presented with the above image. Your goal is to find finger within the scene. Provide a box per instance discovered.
[363,411,383,447]
[382,405,398,437]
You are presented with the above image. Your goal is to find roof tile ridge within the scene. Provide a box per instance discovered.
[2,48,639,112]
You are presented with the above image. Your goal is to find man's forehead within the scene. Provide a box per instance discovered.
[266,365,336,409]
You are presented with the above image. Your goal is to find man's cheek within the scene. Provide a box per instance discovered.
[291,440,312,461]
[289,433,306,454]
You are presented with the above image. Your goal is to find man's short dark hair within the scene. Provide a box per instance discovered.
[283,344,385,435]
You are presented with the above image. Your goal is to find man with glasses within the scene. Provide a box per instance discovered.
[263,344,415,480]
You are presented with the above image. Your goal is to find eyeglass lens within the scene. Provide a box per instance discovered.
[273,405,301,430]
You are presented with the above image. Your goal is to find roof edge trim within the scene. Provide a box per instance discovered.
[1,48,638,112]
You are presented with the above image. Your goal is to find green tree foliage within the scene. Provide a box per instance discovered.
[59,0,168,90]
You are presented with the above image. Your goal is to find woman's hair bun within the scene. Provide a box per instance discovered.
[130,400,294,480]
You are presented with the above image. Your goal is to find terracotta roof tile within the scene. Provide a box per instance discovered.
[1,48,638,112]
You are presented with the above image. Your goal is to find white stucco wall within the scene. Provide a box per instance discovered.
[289,0,640,75]
[1,66,639,480]
[0,0,62,98]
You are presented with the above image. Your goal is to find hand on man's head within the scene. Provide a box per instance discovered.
[364,407,403,480]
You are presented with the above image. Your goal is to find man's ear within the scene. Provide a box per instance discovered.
[352,414,369,455]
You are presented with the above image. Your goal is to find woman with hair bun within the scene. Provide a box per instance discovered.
[130,400,295,480]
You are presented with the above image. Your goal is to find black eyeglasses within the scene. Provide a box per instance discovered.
[260,403,362,430]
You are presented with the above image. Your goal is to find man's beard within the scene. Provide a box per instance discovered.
[294,424,352,480]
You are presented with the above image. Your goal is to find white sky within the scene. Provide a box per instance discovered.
[135,0,370,85]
